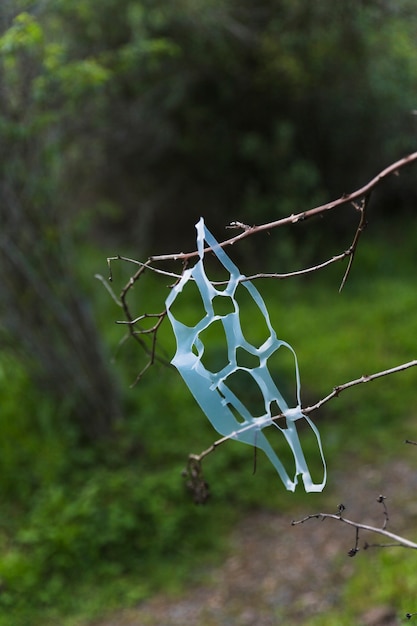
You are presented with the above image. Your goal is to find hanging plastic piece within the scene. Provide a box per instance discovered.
[165,218,326,492]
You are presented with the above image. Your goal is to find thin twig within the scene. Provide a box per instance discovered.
[110,244,355,287]
[108,255,183,280]
[105,153,417,386]
[149,152,417,263]
[377,494,389,530]
[222,249,353,283]
[291,511,417,550]
[107,258,171,382]
[116,312,166,328]
[189,360,417,463]
[339,193,370,292]
[303,360,417,415]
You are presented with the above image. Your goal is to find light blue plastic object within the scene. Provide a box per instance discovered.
[165,218,326,492]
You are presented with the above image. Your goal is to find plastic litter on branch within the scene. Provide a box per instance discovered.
[165,218,326,492]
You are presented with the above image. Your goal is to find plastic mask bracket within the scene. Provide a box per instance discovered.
[165,218,326,492]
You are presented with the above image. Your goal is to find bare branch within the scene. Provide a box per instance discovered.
[105,257,171,384]
[187,360,417,467]
[103,153,417,457]
[102,153,417,389]
[149,152,417,263]
[218,248,353,283]
[116,312,166,329]
[304,360,417,415]
[107,255,183,281]
[339,193,370,292]
[292,499,417,551]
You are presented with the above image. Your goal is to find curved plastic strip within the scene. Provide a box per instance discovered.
[165,218,326,492]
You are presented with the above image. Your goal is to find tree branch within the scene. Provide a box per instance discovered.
[303,360,417,415]
[103,153,417,450]
[291,511,417,550]
[149,152,417,263]
[186,360,417,468]
[103,153,417,385]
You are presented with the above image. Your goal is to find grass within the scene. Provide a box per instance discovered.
[1,230,417,625]
[305,549,417,625]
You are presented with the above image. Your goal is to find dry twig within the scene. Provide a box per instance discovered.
[186,360,417,467]
[148,151,417,263]
[291,497,417,552]
[105,153,417,383]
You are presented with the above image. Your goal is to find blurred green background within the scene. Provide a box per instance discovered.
[0,1,416,624]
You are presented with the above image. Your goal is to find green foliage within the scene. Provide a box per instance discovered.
[0,234,416,625]
[0,4,122,441]
[3,0,416,255]
[0,12,43,53]
[2,468,215,592]
[0,356,72,504]
[306,547,417,625]
[0,372,216,617]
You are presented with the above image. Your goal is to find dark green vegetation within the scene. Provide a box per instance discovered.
[0,0,416,624]
[2,234,417,626]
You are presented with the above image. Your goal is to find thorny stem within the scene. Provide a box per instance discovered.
[149,152,417,263]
